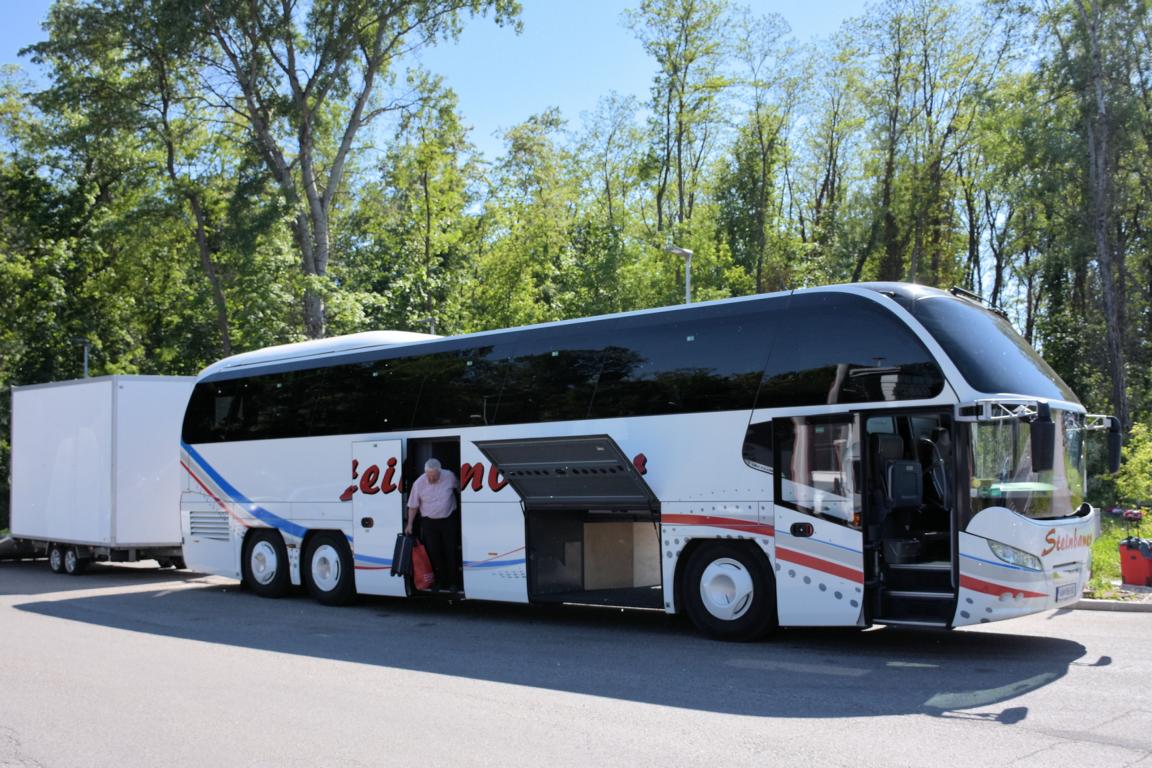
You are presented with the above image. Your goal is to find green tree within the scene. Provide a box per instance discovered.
[627,0,730,231]
[1114,422,1152,504]
[336,73,481,334]
[195,0,521,338]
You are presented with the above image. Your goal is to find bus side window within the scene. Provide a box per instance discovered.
[591,309,772,419]
[775,417,861,528]
[410,348,502,429]
[495,332,603,425]
[756,293,944,409]
[742,420,772,472]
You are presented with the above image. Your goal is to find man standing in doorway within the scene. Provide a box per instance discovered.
[405,458,460,592]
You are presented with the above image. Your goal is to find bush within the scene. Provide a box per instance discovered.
[1113,422,1152,506]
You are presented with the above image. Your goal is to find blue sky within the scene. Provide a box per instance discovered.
[1,0,869,158]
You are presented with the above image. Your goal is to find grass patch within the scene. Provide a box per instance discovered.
[1087,513,1152,597]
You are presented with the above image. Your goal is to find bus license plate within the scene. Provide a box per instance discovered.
[1056,583,1077,603]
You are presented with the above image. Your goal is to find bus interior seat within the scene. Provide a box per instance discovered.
[914,429,952,554]
[869,433,906,535]
[870,433,926,564]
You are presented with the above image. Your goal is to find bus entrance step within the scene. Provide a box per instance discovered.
[884,562,952,591]
[882,591,955,623]
[875,618,950,629]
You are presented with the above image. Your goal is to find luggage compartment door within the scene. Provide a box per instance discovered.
[352,439,407,597]
[473,435,658,511]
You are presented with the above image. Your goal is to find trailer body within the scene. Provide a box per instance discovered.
[9,376,194,570]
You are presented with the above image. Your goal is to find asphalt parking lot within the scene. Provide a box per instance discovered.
[1,561,1150,768]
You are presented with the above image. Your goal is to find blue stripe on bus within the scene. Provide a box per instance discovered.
[960,552,1037,572]
[464,559,527,568]
[181,441,310,540]
[811,537,863,555]
[355,554,393,566]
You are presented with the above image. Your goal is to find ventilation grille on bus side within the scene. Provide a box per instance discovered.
[189,509,230,541]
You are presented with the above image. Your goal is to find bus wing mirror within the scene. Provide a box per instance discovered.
[1108,417,1122,474]
[1030,403,1055,473]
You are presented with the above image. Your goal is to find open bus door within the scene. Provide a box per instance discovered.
[351,439,407,597]
[772,415,867,626]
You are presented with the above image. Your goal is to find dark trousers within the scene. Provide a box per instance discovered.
[420,513,459,589]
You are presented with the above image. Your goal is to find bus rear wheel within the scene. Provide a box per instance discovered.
[682,542,776,641]
[242,530,291,598]
[303,532,356,606]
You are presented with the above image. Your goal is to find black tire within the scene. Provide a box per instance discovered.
[681,541,777,641]
[241,529,291,598]
[63,546,89,576]
[303,532,357,606]
[47,544,65,574]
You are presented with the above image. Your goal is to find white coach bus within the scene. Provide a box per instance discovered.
[179,283,1117,639]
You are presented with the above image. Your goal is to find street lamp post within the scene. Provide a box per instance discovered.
[664,245,694,304]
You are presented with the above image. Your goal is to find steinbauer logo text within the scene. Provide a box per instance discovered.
[1041,529,1093,557]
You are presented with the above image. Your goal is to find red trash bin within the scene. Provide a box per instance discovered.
[1119,539,1152,587]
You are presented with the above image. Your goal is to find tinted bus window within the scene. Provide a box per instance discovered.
[757,293,944,409]
[495,328,604,424]
[411,347,502,428]
[591,305,776,418]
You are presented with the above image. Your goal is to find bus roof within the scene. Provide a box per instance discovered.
[194,283,964,381]
[197,330,442,379]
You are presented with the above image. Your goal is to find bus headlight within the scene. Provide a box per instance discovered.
[988,540,1043,571]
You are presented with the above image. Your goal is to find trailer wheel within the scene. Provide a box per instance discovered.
[303,532,356,606]
[682,541,776,641]
[63,546,89,576]
[242,530,290,598]
[48,544,65,574]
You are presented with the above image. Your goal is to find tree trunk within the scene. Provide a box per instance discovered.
[1078,0,1129,429]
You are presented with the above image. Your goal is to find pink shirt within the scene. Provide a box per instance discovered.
[407,471,458,519]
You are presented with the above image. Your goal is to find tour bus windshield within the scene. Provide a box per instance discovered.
[912,296,1077,402]
[969,409,1086,520]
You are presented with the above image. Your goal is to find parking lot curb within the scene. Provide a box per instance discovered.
[1074,598,1152,613]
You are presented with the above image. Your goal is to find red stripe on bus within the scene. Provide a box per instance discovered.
[960,575,1047,599]
[662,514,775,537]
[180,460,251,528]
[776,547,864,583]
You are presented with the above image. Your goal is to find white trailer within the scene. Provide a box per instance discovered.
[8,375,195,574]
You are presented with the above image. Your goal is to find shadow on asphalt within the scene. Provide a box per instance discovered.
[8,562,1091,720]
[0,560,191,597]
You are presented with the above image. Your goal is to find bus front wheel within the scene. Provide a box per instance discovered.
[303,532,356,606]
[682,542,777,641]
[242,530,291,598]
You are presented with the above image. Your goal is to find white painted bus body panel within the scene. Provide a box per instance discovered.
[12,376,193,547]
[462,501,529,603]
